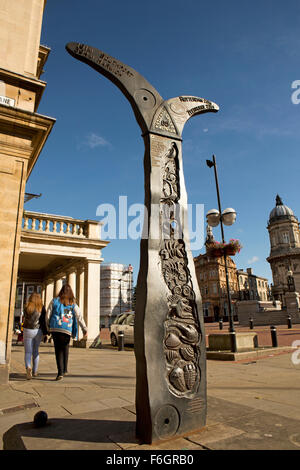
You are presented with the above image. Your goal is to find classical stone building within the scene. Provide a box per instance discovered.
[0,1,55,383]
[16,211,108,343]
[194,227,239,322]
[194,227,270,322]
[267,195,300,305]
[237,268,269,302]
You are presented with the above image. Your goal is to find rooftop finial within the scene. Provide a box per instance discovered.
[276,194,283,206]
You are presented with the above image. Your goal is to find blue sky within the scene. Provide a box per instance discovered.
[25,0,300,285]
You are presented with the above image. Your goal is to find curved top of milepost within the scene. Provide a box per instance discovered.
[65,42,219,137]
[65,42,164,133]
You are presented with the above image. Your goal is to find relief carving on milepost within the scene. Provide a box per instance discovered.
[159,141,201,398]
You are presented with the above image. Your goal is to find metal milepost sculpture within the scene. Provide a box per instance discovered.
[66,42,219,444]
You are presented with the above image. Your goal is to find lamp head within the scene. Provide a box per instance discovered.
[206,159,214,168]
[222,208,237,226]
[206,209,220,227]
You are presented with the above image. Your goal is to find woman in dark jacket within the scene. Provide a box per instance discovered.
[23,293,48,379]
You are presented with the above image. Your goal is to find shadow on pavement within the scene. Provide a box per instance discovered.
[3,416,137,449]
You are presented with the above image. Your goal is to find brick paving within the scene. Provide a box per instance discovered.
[100,323,300,348]
[203,322,300,348]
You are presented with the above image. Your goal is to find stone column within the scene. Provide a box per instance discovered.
[67,270,77,297]
[41,284,46,305]
[83,260,100,346]
[54,278,63,297]
[0,158,28,384]
[76,264,85,340]
[44,280,54,310]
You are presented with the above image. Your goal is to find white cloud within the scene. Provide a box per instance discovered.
[85,133,111,149]
[247,256,259,264]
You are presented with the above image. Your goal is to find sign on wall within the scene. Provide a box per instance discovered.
[0,95,15,107]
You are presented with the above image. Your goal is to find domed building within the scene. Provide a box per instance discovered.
[267,195,300,304]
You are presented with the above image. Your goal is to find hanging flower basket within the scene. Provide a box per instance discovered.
[210,248,224,257]
[225,239,242,256]
[207,239,242,257]
[207,241,225,258]
[225,246,237,256]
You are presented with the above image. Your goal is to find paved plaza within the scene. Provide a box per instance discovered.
[1,326,300,450]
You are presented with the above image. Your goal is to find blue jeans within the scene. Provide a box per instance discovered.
[23,328,43,373]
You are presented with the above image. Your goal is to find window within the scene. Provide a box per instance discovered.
[212,283,217,294]
[114,313,128,324]
[282,232,290,244]
[203,303,210,317]
[124,314,134,325]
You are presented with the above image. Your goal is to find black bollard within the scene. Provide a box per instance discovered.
[249,317,254,330]
[219,319,223,330]
[287,315,292,329]
[270,325,278,347]
[118,331,124,351]
[230,331,237,353]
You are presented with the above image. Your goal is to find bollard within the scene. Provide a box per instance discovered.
[219,319,223,330]
[249,317,254,330]
[230,331,237,353]
[270,325,278,348]
[287,315,292,329]
[118,331,124,351]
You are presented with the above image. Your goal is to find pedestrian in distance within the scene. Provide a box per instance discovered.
[46,284,87,381]
[23,293,48,380]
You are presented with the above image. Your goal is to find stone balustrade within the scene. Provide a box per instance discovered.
[22,211,101,239]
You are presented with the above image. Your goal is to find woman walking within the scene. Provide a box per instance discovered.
[23,293,47,379]
[46,284,87,381]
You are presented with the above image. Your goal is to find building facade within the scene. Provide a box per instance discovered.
[194,226,269,322]
[16,211,108,343]
[0,0,55,384]
[237,268,269,301]
[194,227,239,322]
[267,195,300,305]
[100,263,134,327]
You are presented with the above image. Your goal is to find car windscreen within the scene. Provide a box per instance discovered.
[114,313,128,324]
[124,315,134,325]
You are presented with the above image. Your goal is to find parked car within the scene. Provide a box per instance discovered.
[110,312,135,346]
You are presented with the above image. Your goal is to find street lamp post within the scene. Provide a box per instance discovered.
[118,278,122,316]
[206,154,237,352]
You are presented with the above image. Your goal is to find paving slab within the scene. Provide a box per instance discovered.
[3,396,300,450]
[1,340,300,450]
